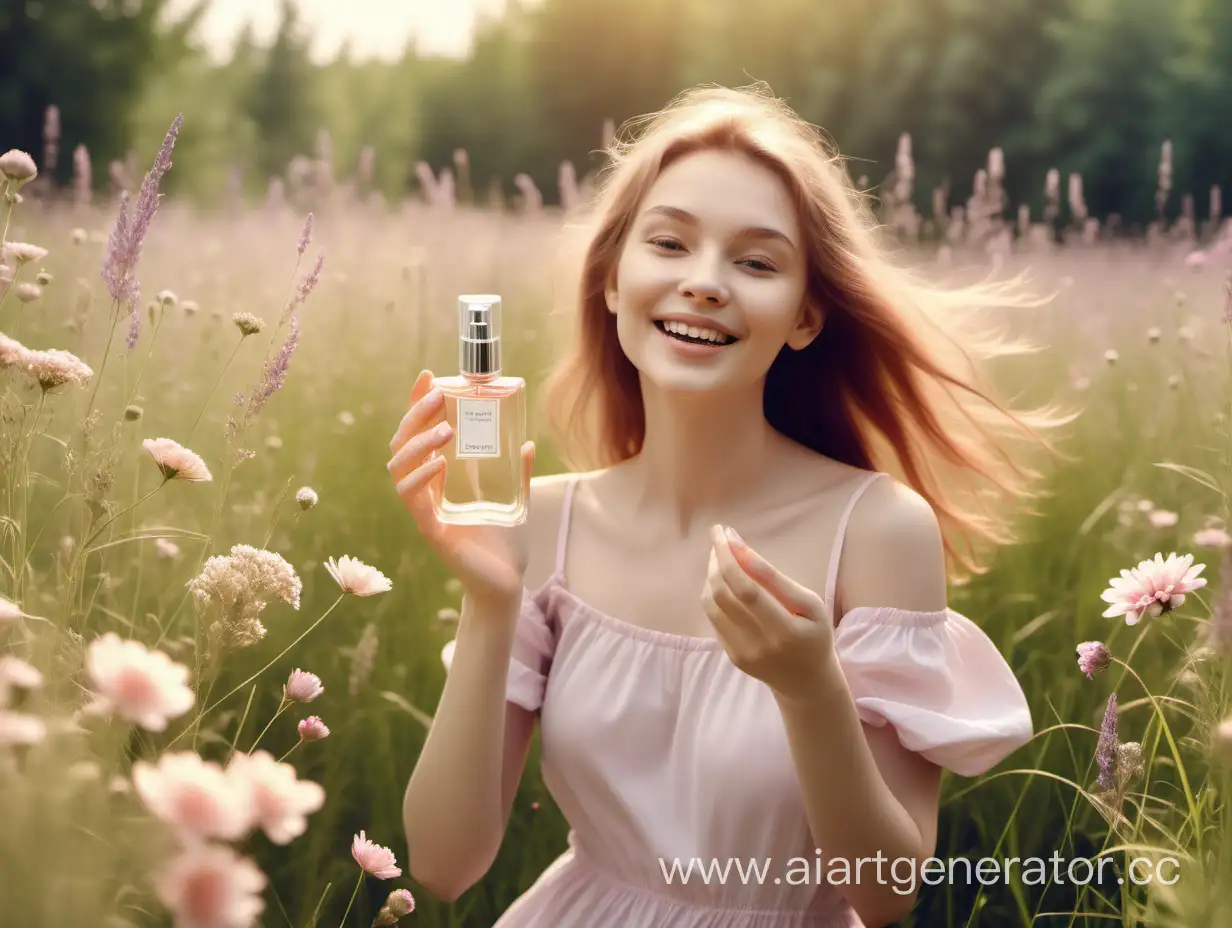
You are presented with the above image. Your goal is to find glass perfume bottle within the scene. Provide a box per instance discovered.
[432,294,527,526]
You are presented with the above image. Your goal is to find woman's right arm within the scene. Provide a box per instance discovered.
[401,592,537,902]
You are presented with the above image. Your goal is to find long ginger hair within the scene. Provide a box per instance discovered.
[539,83,1078,582]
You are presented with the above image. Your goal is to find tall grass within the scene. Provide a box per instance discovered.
[1,127,1231,928]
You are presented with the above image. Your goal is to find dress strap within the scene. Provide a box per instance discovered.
[823,471,887,615]
[554,476,579,579]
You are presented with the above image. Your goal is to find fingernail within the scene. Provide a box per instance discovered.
[435,421,453,438]
[725,526,744,548]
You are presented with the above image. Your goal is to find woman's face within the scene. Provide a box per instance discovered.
[607,148,819,394]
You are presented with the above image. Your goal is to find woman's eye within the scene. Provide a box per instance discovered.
[649,237,683,251]
[648,238,776,273]
[742,258,776,272]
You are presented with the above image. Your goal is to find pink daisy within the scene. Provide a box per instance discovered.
[84,632,195,731]
[143,437,213,482]
[284,669,323,703]
[352,830,401,879]
[226,750,324,845]
[152,843,267,928]
[325,556,392,596]
[132,751,254,842]
[1100,552,1207,625]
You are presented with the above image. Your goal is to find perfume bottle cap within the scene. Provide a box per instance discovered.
[458,294,502,376]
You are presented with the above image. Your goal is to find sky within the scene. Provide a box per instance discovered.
[163,0,515,64]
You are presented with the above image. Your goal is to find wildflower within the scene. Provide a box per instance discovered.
[295,487,318,510]
[294,251,325,307]
[83,632,195,731]
[1147,326,1161,343]
[1147,509,1178,528]
[35,270,52,286]
[285,669,323,703]
[155,538,181,559]
[71,227,88,245]
[21,348,93,392]
[125,404,144,421]
[0,656,43,706]
[0,149,38,185]
[247,314,299,418]
[226,750,325,845]
[1116,742,1145,787]
[232,312,264,337]
[297,213,313,255]
[189,545,302,649]
[151,843,267,928]
[0,712,46,746]
[101,114,183,347]
[373,888,416,926]
[1100,552,1207,625]
[436,607,459,624]
[1095,692,1118,792]
[143,437,213,482]
[325,555,392,596]
[297,716,329,742]
[0,596,22,625]
[132,751,254,842]
[158,289,178,307]
[352,830,401,879]
[4,243,48,265]
[182,299,199,315]
[1195,527,1232,548]
[1104,349,1118,364]
[0,335,24,370]
[265,435,282,450]
[15,283,41,304]
[1076,642,1111,679]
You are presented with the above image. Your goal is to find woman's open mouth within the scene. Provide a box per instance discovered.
[653,319,739,348]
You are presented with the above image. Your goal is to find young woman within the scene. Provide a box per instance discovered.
[390,84,1071,928]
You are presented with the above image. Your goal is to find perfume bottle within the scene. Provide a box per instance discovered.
[432,295,527,526]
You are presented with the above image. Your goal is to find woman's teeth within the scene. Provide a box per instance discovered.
[655,320,736,346]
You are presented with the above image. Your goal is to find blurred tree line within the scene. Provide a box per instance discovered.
[2,0,1231,228]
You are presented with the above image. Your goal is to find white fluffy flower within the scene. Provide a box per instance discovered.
[0,656,43,707]
[84,632,195,731]
[1101,552,1208,625]
[143,438,213,482]
[3,242,48,265]
[325,555,392,597]
[0,711,46,746]
[226,750,325,845]
[295,487,318,510]
[189,545,302,649]
[133,751,254,842]
[152,843,267,928]
[21,348,93,391]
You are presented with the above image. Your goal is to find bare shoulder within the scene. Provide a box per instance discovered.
[836,474,948,614]
[522,471,601,591]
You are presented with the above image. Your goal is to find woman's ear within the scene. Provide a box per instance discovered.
[787,300,824,350]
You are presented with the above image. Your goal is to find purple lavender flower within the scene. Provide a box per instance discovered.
[101,114,183,346]
[298,213,314,256]
[294,251,325,307]
[1095,692,1118,792]
[247,314,300,418]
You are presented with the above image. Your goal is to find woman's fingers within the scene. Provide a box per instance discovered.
[389,373,445,455]
[520,440,535,505]
[387,419,453,483]
[396,455,447,528]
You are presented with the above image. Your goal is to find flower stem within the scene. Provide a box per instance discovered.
[82,477,169,552]
[81,298,123,429]
[278,740,302,763]
[119,308,165,419]
[186,335,245,446]
[248,695,290,754]
[338,871,364,928]
[165,594,347,749]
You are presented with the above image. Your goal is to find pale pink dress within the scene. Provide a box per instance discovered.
[494,471,1033,928]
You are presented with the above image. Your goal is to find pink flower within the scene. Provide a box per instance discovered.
[132,752,254,842]
[0,711,46,746]
[0,656,43,707]
[0,595,22,625]
[325,555,392,596]
[1100,552,1207,625]
[84,632,195,731]
[352,830,401,879]
[284,669,323,703]
[226,750,324,845]
[152,843,266,928]
[297,716,329,742]
[1075,641,1111,679]
[1195,527,1232,548]
[143,437,213,482]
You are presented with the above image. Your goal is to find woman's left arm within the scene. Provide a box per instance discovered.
[703,482,947,928]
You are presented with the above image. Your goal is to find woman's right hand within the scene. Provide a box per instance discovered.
[387,369,535,611]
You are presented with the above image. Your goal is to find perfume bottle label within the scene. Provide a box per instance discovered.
[456,397,500,458]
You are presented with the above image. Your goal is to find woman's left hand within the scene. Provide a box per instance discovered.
[702,524,836,702]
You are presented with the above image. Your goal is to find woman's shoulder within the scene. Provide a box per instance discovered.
[523,469,609,592]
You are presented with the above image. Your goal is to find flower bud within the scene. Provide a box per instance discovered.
[297,715,329,742]
[285,668,324,702]
[1075,641,1111,679]
[295,487,318,510]
[157,289,177,307]
[124,405,143,421]
[232,312,264,337]
[36,270,52,286]
[71,228,88,245]
[15,283,41,304]
[0,150,37,185]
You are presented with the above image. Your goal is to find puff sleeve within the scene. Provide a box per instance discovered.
[505,586,557,712]
[833,605,1033,777]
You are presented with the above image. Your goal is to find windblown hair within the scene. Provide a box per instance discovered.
[540,83,1078,582]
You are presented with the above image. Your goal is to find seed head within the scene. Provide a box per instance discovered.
[295,487,318,510]
[0,150,37,185]
[232,312,265,337]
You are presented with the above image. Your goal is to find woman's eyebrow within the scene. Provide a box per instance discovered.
[639,204,796,251]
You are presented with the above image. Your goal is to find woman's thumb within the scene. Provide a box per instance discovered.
[521,440,535,506]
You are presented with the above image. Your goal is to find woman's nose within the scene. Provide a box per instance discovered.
[678,278,729,306]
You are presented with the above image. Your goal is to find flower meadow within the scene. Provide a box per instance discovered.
[2,113,1232,927]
